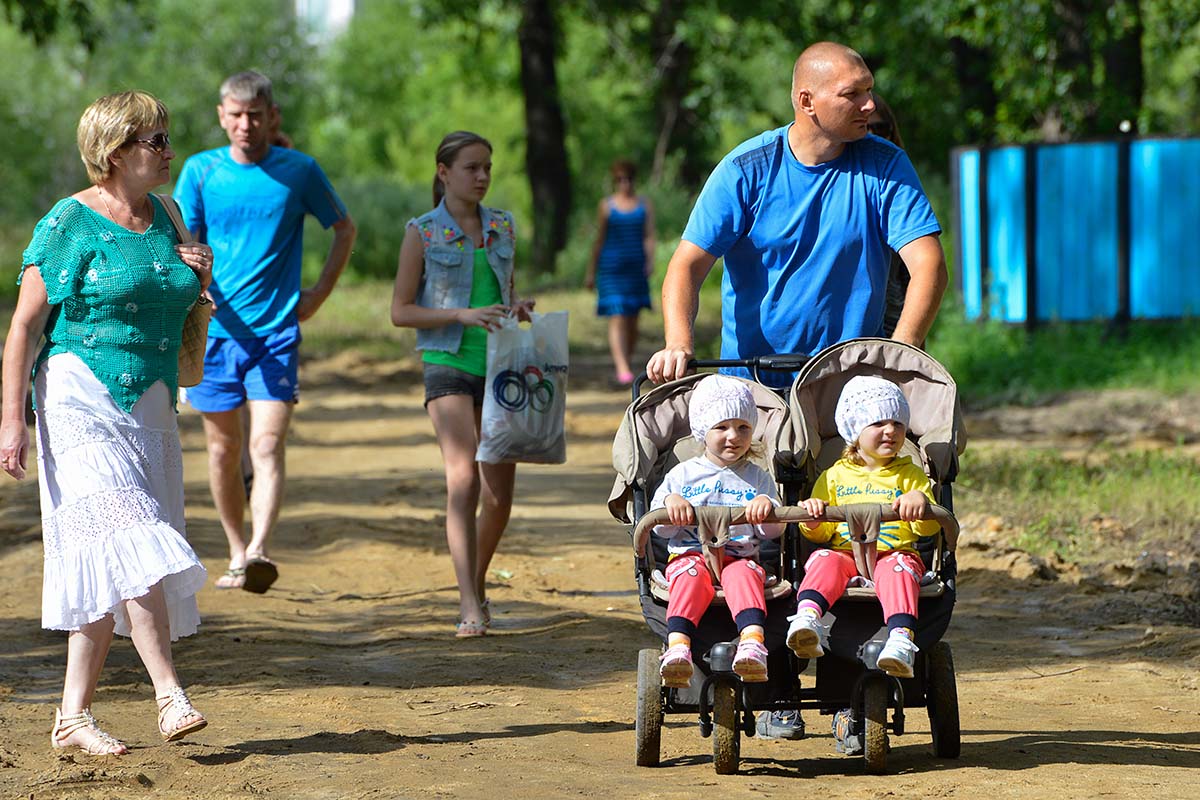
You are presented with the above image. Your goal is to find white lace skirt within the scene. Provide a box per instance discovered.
[35,353,206,639]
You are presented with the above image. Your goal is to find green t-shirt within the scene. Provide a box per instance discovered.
[20,196,201,411]
[422,248,503,376]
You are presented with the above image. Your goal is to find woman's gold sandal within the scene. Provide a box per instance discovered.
[156,686,207,742]
[51,708,128,755]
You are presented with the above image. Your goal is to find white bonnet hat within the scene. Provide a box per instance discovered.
[688,375,758,442]
[835,375,910,444]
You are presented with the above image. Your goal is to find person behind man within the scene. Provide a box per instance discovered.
[645,42,947,389]
[174,71,357,593]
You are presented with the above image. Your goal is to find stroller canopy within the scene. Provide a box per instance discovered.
[788,338,966,485]
[608,374,799,523]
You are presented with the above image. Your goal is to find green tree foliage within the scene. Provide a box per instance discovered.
[1,0,97,47]
[309,1,529,277]
[5,0,1200,292]
[0,1,313,265]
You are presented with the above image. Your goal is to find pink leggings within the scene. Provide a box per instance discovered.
[797,549,924,627]
[666,552,767,632]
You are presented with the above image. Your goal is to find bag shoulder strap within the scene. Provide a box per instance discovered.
[154,193,192,243]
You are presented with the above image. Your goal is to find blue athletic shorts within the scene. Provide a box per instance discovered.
[184,324,301,412]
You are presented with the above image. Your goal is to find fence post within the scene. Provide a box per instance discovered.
[978,146,990,321]
[1113,121,1133,335]
[1023,144,1039,332]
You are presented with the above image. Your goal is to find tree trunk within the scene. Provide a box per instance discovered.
[517,0,571,274]
[649,0,686,182]
[650,0,707,186]
[948,35,998,145]
[1100,0,1144,133]
[1044,0,1096,139]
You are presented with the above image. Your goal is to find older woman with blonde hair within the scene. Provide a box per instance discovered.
[0,91,214,754]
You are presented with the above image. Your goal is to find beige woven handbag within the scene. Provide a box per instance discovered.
[156,194,211,387]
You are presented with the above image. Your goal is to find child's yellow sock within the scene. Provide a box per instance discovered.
[668,633,691,649]
[739,630,765,644]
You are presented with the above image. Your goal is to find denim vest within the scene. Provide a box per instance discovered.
[410,200,516,353]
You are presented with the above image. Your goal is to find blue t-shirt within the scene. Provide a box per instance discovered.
[174,146,347,339]
[682,125,941,386]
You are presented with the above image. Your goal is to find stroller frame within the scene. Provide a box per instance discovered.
[632,503,960,774]
[612,344,966,774]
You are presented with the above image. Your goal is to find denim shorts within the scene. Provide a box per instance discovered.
[184,324,301,413]
[423,363,486,407]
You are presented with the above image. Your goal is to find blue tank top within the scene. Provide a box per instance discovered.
[598,199,646,269]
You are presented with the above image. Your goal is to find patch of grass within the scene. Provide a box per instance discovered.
[297,281,413,361]
[928,303,1200,405]
[298,278,724,366]
[956,445,1200,563]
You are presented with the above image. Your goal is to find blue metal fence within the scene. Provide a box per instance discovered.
[953,137,1200,324]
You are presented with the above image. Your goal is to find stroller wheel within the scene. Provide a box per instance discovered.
[711,680,740,775]
[925,641,961,758]
[863,679,890,774]
[635,648,664,766]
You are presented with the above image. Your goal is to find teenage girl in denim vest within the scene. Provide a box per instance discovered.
[391,131,535,638]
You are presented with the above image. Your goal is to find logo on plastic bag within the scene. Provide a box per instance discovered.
[493,365,564,413]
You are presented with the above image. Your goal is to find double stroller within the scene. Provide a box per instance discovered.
[607,338,966,774]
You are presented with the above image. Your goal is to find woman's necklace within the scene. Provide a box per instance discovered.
[97,186,147,228]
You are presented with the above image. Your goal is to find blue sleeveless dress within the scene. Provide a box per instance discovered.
[596,199,652,316]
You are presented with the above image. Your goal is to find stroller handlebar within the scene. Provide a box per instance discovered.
[631,353,812,399]
[632,502,959,558]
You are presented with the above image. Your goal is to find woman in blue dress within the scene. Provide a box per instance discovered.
[585,160,655,386]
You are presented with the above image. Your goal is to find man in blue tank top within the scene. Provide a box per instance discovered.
[174,71,357,593]
[646,42,946,389]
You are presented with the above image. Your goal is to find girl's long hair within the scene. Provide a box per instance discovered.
[432,130,493,207]
[870,92,905,149]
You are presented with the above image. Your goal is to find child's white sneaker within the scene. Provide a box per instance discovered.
[659,643,693,688]
[876,631,919,678]
[732,639,769,682]
[785,609,829,659]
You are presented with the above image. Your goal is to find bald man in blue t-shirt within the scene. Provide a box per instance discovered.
[174,71,357,594]
[647,42,947,389]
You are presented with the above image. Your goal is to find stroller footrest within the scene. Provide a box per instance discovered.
[841,579,946,600]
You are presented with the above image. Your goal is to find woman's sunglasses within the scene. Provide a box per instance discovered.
[127,132,171,153]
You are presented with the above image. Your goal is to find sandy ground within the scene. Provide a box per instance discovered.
[1,354,1198,800]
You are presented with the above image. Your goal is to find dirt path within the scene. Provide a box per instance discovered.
[1,357,1197,799]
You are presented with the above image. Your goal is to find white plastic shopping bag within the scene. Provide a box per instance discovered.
[477,311,569,464]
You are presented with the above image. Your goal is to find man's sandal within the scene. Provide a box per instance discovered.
[243,552,279,594]
[51,708,128,755]
[215,567,246,590]
[156,686,207,742]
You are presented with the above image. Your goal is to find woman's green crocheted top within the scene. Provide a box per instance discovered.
[19,196,201,412]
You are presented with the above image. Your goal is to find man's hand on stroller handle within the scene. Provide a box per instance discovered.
[646,345,693,384]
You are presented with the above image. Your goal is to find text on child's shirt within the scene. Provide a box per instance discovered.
[681,480,758,504]
[835,484,901,501]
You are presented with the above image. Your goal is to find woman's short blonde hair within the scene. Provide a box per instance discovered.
[77,91,169,184]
